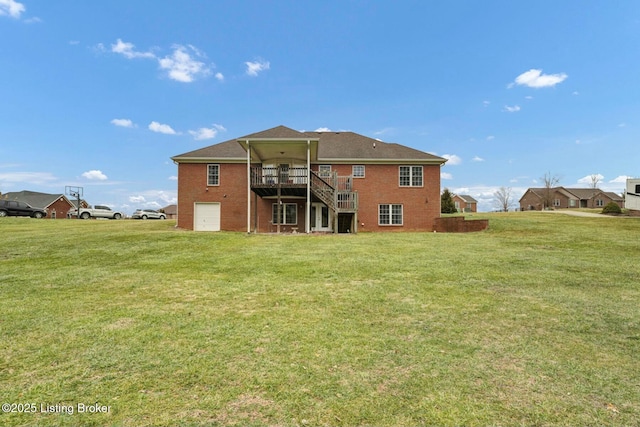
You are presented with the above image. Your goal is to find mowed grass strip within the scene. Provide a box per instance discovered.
[0,213,638,426]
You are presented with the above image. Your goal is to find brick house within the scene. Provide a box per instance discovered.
[2,190,76,219]
[452,194,478,213]
[171,125,447,232]
[519,187,624,211]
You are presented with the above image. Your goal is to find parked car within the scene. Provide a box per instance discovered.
[0,200,47,218]
[68,205,123,220]
[132,209,166,220]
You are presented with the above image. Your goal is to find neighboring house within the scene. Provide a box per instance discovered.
[519,187,624,211]
[2,190,76,219]
[161,204,178,219]
[171,125,447,232]
[625,178,640,211]
[452,194,478,213]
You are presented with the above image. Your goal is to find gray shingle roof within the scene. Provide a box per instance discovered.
[172,125,445,163]
[457,195,478,203]
[2,190,69,209]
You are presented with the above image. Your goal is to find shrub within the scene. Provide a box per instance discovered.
[602,202,622,215]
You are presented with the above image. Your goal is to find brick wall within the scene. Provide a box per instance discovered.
[177,162,443,232]
[47,197,74,219]
[433,216,489,233]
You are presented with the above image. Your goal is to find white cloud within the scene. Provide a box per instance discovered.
[610,175,633,183]
[315,127,331,132]
[215,72,224,81]
[0,0,25,18]
[503,105,521,113]
[111,38,155,59]
[148,121,177,135]
[189,127,216,140]
[577,174,604,185]
[441,172,453,180]
[442,154,462,165]
[111,118,135,128]
[472,156,485,162]
[483,100,490,107]
[188,123,226,140]
[486,135,495,141]
[129,195,146,204]
[245,59,270,76]
[159,45,211,83]
[510,68,568,89]
[130,190,176,208]
[0,171,57,185]
[82,170,108,181]
[169,176,178,181]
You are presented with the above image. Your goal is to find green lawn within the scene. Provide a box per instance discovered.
[1,213,638,426]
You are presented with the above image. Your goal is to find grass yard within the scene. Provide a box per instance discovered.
[1,213,639,426]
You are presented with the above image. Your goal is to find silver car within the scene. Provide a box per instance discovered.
[132,209,166,220]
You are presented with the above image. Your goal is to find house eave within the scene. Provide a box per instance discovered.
[171,156,247,164]
[318,158,447,165]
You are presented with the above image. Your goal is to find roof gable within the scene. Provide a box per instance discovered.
[3,190,70,208]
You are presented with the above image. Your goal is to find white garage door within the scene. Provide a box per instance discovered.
[194,202,221,231]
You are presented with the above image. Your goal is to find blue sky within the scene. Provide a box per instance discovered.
[1,0,638,213]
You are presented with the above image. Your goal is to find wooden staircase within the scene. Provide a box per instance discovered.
[310,171,358,213]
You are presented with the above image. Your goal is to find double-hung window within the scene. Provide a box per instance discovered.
[379,204,403,225]
[399,166,423,187]
[207,164,219,186]
[352,165,365,178]
[272,203,297,225]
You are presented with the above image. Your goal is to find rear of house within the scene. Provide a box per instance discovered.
[171,126,447,233]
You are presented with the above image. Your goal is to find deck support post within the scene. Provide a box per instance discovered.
[306,140,311,233]
[246,140,251,233]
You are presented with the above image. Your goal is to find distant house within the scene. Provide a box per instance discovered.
[171,125,447,232]
[2,190,76,219]
[452,194,477,213]
[519,187,624,211]
[161,204,177,219]
[625,178,640,211]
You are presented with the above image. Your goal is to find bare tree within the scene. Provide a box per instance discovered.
[589,174,601,189]
[541,171,561,209]
[493,186,514,212]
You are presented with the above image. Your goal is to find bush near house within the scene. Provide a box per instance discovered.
[602,201,622,215]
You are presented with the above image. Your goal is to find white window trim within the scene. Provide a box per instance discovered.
[352,165,365,178]
[399,166,423,187]
[207,164,220,186]
[272,203,298,225]
[378,204,403,226]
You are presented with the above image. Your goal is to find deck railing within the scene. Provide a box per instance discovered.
[250,166,358,212]
[251,166,308,186]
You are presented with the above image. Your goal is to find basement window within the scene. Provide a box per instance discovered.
[379,204,403,225]
[272,203,297,225]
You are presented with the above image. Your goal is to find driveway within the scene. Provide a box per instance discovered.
[541,210,621,218]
